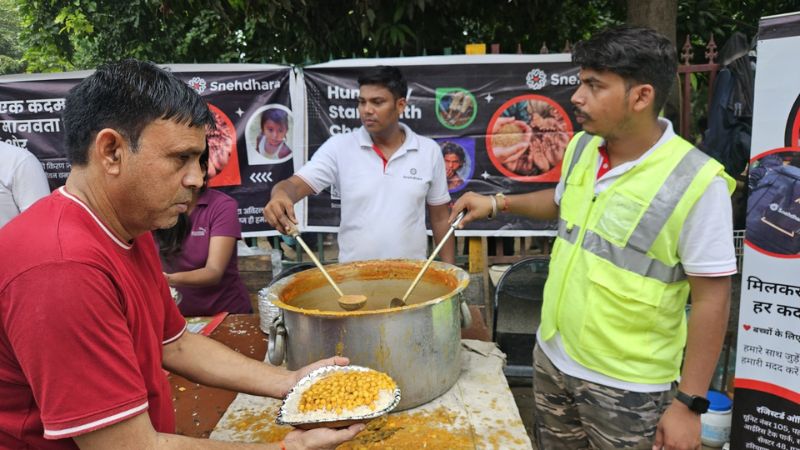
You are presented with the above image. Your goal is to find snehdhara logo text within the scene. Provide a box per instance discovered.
[525,68,579,91]
[187,76,280,94]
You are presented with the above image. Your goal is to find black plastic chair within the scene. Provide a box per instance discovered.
[492,256,549,379]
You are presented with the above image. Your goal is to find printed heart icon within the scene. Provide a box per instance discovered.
[743,324,752,331]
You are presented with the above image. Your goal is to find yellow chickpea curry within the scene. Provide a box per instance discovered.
[275,261,459,313]
[279,367,400,427]
[299,370,396,415]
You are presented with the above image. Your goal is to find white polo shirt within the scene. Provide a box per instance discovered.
[0,142,50,229]
[297,123,450,263]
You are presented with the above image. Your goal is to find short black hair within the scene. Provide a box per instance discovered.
[357,66,407,100]
[572,26,677,115]
[261,108,288,129]
[63,59,214,165]
[441,141,465,163]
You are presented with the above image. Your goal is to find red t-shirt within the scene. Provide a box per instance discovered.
[0,188,187,448]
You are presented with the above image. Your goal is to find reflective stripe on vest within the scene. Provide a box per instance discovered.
[557,218,580,244]
[565,133,594,182]
[583,230,686,283]
[558,218,686,283]
[557,144,712,284]
[626,148,712,254]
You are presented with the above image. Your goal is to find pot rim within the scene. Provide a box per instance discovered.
[267,259,469,317]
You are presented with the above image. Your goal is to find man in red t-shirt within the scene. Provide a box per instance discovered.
[0,60,363,450]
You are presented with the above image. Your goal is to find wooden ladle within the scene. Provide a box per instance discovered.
[390,211,465,308]
[287,226,367,311]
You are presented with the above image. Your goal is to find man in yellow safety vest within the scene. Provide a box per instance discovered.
[453,26,735,450]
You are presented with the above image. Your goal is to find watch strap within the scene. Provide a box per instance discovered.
[675,390,709,414]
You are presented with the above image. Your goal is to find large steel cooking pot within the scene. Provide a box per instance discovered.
[267,259,471,410]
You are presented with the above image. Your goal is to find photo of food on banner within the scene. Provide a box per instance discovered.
[206,103,242,187]
[746,149,800,256]
[487,95,573,182]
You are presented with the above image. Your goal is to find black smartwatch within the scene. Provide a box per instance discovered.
[675,390,710,414]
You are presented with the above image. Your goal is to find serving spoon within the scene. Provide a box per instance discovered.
[390,211,465,308]
[287,226,367,311]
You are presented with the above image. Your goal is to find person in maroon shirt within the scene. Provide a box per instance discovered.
[155,149,252,317]
[0,59,362,450]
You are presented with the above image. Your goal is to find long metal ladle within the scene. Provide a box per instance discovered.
[287,226,367,311]
[390,211,466,308]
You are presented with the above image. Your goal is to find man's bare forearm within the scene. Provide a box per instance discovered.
[679,275,731,396]
[163,332,293,398]
[428,203,455,264]
[271,177,308,204]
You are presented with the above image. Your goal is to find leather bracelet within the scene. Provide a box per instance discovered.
[488,194,498,220]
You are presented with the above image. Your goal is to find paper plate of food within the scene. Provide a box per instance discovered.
[277,365,401,430]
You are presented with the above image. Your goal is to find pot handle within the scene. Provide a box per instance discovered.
[268,314,286,365]
[459,294,472,329]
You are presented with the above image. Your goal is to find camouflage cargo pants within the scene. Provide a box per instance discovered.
[532,344,676,449]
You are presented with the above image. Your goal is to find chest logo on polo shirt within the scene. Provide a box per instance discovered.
[403,167,423,181]
[191,227,207,237]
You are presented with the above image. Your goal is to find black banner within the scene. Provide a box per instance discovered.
[0,75,80,190]
[303,55,581,235]
[0,65,295,236]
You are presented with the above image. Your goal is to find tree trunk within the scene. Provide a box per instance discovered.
[626,0,680,126]
[626,0,678,44]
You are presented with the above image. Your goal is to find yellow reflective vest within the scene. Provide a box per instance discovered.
[540,131,734,384]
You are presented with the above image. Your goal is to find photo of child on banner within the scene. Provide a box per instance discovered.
[246,105,293,165]
[436,138,475,192]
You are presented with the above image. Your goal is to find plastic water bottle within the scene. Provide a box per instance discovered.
[701,390,732,447]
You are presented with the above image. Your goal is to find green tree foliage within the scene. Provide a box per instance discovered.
[678,0,800,45]
[16,0,626,71]
[0,0,25,74]
[14,0,800,72]
[17,1,245,72]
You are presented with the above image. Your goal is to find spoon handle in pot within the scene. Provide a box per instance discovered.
[400,211,465,303]
[288,227,345,297]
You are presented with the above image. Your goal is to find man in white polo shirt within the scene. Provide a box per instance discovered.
[0,141,50,229]
[264,66,454,264]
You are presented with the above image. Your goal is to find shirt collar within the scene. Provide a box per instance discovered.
[358,122,419,154]
[57,187,132,250]
[597,117,675,175]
